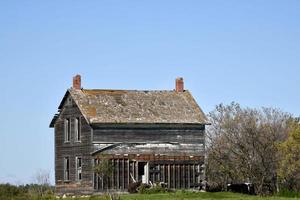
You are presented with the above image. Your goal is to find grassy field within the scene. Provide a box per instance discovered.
[119,192,298,200]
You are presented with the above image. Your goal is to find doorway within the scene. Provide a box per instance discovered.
[138,162,148,184]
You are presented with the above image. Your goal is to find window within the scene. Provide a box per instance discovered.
[64,118,71,142]
[75,117,81,142]
[64,157,70,181]
[76,157,82,181]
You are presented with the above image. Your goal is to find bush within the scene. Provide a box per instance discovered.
[138,182,167,194]
[137,183,151,194]
[0,184,24,199]
[128,181,141,193]
[0,183,55,200]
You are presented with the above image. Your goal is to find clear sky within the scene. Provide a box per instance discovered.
[0,0,299,185]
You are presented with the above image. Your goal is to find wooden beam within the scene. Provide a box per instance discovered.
[192,164,195,188]
[172,164,175,189]
[123,159,125,190]
[188,164,190,188]
[127,159,130,188]
[136,161,139,182]
[168,164,171,188]
[177,164,180,189]
[158,164,160,182]
[112,159,114,189]
[117,159,120,189]
[183,164,186,188]
[162,164,165,183]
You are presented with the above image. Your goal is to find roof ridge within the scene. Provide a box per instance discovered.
[81,89,178,92]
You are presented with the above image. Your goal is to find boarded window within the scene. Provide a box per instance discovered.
[64,118,71,142]
[75,117,81,142]
[64,157,70,181]
[76,157,82,181]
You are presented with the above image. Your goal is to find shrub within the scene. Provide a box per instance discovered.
[138,182,167,194]
[128,181,141,193]
[137,183,151,194]
[0,184,23,199]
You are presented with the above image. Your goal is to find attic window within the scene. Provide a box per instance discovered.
[67,97,72,105]
[64,118,71,142]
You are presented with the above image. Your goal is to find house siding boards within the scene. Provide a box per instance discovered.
[92,128,204,144]
[50,76,207,195]
[54,100,93,195]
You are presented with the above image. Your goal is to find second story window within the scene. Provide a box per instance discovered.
[75,117,81,142]
[64,157,70,181]
[64,118,71,142]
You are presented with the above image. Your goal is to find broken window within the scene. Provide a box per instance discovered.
[76,157,82,181]
[64,157,70,181]
[75,117,81,142]
[64,118,71,142]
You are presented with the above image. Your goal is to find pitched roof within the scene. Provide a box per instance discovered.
[50,88,207,127]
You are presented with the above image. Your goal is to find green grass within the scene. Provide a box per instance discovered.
[119,191,298,200]
[1,192,299,200]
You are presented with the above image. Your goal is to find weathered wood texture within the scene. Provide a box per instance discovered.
[53,96,206,194]
[92,128,204,144]
[54,99,93,195]
[93,156,204,191]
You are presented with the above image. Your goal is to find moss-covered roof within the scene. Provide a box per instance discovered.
[50,88,207,127]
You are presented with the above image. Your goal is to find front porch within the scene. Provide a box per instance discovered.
[93,154,205,192]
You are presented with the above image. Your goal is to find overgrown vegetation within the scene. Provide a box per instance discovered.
[137,183,168,194]
[0,183,54,200]
[0,184,296,200]
[2,103,300,198]
[277,119,300,191]
[206,102,300,195]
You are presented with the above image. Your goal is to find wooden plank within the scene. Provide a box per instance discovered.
[192,164,195,188]
[177,164,180,189]
[158,164,161,182]
[162,164,165,183]
[168,164,171,189]
[93,129,205,144]
[197,164,201,184]
[127,159,130,188]
[117,159,120,189]
[123,159,125,190]
[112,159,114,189]
[183,164,185,188]
[172,164,175,189]
[188,164,190,188]
[136,161,139,182]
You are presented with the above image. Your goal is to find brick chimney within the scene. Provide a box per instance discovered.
[72,74,81,90]
[175,77,184,92]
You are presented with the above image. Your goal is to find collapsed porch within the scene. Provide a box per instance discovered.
[93,154,205,191]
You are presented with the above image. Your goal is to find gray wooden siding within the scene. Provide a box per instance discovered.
[92,128,205,145]
[54,101,93,194]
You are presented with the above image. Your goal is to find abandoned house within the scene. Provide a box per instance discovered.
[49,75,208,195]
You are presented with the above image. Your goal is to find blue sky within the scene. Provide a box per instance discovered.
[0,0,299,184]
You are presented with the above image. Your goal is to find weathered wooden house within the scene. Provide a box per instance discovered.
[50,75,208,195]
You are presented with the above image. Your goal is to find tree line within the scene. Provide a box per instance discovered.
[206,102,300,195]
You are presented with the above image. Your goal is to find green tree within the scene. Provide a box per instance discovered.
[94,154,114,190]
[277,119,300,191]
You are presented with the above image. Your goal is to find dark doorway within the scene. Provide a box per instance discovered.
[138,162,147,182]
